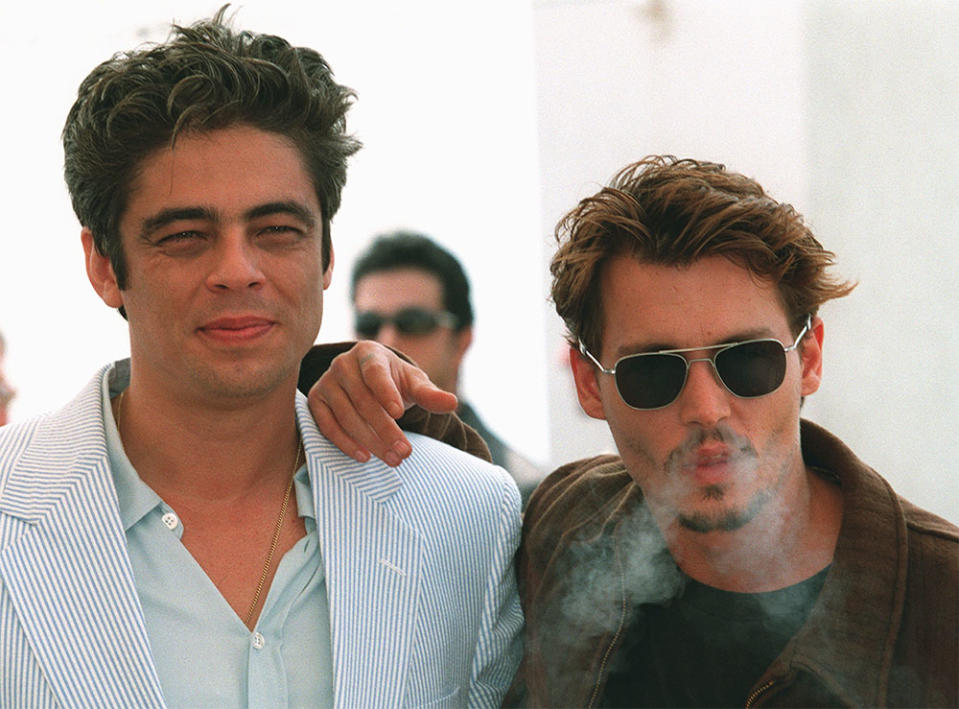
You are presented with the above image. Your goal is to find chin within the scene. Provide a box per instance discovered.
[193,359,294,401]
[678,487,773,534]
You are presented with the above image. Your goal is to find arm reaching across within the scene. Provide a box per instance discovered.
[300,341,491,466]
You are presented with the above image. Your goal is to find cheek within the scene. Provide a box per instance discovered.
[604,406,672,475]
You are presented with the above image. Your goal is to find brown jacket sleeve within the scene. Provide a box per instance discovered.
[298,342,492,463]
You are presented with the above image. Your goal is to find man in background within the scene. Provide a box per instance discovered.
[351,230,542,504]
[0,11,521,706]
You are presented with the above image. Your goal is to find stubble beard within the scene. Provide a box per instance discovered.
[661,425,772,534]
[185,347,298,404]
[677,482,774,533]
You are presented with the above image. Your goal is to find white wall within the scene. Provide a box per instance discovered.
[804,0,959,521]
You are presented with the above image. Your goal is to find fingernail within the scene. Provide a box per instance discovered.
[393,440,411,457]
[384,451,401,467]
[387,402,404,418]
[353,449,371,463]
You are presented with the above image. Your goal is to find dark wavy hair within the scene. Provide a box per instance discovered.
[63,5,360,293]
[350,231,474,331]
[551,155,857,354]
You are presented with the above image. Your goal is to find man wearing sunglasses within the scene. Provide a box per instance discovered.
[303,155,957,707]
[347,231,543,504]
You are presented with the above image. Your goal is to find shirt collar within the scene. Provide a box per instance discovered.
[101,360,316,530]
[102,361,162,532]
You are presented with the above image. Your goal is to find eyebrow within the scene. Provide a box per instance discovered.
[140,207,216,240]
[244,201,318,229]
[615,327,778,358]
[138,201,318,241]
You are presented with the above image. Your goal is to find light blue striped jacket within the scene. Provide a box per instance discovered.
[0,365,524,707]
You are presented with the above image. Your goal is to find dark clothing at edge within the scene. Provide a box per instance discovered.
[507,420,958,707]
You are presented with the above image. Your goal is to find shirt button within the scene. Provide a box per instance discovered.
[252,632,265,650]
[161,512,179,530]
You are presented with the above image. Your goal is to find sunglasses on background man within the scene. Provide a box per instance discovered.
[355,307,459,339]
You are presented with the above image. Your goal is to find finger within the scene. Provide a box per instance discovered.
[315,382,408,466]
[310,396,370,463]
[400,367,458,413]
[353,345,407,418]
[345,377,413,464]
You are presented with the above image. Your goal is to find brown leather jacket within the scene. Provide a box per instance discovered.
[297,348,957,707]
[507,420,958,707]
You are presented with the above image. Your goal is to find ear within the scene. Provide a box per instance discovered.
[322,243,335,290]
[453,325,473,360]
[799,316,825,397]
[81,228,123,308]
[444,325,473,376]
[568,345,608,420]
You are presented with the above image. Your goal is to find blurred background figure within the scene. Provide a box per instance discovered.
[351,231,543,504]
[0,330,14,426]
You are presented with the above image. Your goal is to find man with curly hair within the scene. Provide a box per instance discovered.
[307,156,958,707]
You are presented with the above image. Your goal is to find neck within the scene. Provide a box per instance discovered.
[651,466,843,593]
[114,374,301,502]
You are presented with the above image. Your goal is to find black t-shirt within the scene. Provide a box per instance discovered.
[601,566,829,708]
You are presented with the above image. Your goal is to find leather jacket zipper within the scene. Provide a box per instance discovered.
[586,559,629,708]
[745,680,775,708]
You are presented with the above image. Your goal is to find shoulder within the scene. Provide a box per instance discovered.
[525,454,632,529]
[519,455,636,573]
[900,497,959,541]
[801,419,959,544]
[0,370,107,478]
[400,432,519,508]
[900,497,959,573]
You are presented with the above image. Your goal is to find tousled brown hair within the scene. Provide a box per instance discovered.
[551,156,856,354]
[63,5,360,301]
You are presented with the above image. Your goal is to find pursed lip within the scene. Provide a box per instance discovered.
[197,315,277,342]
[681,445,734,483]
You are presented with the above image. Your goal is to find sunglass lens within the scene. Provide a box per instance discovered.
[616,353,687,409]
[716,340,786,397]
[355,312,383,339]
[394,308,439,335]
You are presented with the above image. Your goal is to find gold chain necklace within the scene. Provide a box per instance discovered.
[244,441,300,627]
[115,388,302,628]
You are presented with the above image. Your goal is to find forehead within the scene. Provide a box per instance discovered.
[122,125,320,227]
[598,254,790,354]
[353,268,444,310]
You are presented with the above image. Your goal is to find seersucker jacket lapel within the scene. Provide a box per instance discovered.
[0,367,165,707]
[296,395,425,708]
[0,376,428,708]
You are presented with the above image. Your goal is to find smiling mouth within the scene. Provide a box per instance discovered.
[198,317,275,342]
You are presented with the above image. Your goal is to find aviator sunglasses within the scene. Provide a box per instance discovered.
[355,307,459,339]
[579,316,812,410]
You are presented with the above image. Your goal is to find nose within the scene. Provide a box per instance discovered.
[206,232,265,291]
[676,357,731,427]
[374,324,401,349]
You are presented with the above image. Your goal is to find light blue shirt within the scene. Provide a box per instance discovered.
[102,364,334,707]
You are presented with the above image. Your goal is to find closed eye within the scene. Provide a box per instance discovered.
[160,230,203,242]
[256,224,307,246]
[155,230,207,249]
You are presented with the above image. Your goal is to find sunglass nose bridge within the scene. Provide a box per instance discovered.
[680,354,727,391]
